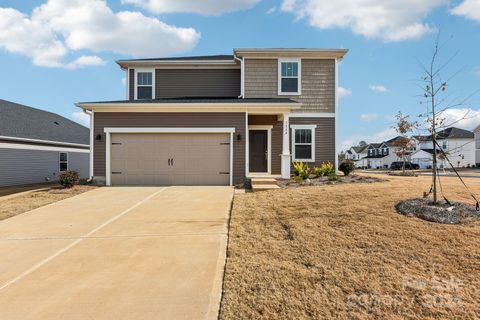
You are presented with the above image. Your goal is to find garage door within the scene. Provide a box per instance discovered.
[110,133,230,186]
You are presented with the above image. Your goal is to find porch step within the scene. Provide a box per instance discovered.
[251,178,280,191]
[251,178,278,185]
[252,184,280,191]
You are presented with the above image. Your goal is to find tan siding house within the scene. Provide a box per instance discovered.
[78,48,347,186]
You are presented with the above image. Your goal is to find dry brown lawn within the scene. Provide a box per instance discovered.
[0,185,97,221]
[220,174,480,319]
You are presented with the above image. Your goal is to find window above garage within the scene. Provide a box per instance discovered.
[135,69,155,100]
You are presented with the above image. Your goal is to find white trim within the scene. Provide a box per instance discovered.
[245,112,249,177]
[104,127,236,187]
[278,58,301,96]
[289,112,335,118]
[281,113,291,179]
[0,142,90,153]
[248,125,272,174]
[59,151,68,172]
[230,132,234,186]
[126,68,130,100]
[104,127,235,134]
[334,58,339,171]
[0,135,89,148]
[134,68,155,100]
[291,125,316,162]
[89,111,94,178]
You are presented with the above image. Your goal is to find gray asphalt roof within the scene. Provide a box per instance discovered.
[415,127,474,140]
[77,97,299,105]
[117,55,235,63]
[0,99,89,145]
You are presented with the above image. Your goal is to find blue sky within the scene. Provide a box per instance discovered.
[1,0,479,150]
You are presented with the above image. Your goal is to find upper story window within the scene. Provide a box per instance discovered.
[442,140,448,150]
[278,59,301,95]
[135,69,155,100]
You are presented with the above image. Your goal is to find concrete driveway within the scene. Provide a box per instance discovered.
[0,186,233,320]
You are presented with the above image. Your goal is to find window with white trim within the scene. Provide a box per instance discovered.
[278,59,301,95]
[136,71,153,99]
[59,152,68,172]
[291,125,316,161]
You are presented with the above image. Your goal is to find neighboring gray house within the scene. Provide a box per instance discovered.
[0,99,90,187]
[77,48,348,186]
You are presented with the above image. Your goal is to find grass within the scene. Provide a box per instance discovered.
[0,185,96,221]
[220,174,480,319]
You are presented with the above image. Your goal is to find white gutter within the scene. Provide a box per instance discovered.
[0,135,90,148]
[233,54,244,98]
[83,109,94,179]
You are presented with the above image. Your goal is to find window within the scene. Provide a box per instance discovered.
[442,140,448,150]
[136,70,154,100]
[278,59,301,95]
[59,152,68,172]
[291,125,316,161]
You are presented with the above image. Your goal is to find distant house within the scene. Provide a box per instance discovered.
[345,145,368,164]
[411,127,474,168]
[474,125,480,166]
[0,99,90,187]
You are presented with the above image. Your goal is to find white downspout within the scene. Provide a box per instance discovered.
[234,54,244,99]
[83,109,94,180]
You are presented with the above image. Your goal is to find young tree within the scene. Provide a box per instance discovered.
[392,112,416,174]
[417,34,477,203]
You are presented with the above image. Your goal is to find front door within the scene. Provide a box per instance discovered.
[249,130,268,173]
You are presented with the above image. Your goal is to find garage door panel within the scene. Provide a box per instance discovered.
[110,133,230,186]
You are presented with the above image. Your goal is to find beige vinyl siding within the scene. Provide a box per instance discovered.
[93,112,246,184]
[155,69,240,98]
[244,59,336,113]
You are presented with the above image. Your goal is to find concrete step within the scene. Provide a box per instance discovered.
[251,178,278,186]
[251,184,281,191]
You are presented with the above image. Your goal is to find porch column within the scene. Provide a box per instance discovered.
[281,113,291,179]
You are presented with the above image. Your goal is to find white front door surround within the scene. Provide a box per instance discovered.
[281,113,291,179]
[248,125,272,175]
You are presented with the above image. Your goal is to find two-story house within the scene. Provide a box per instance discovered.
[411,127,475,168]
[77,48,348,186]
[345,145,368,168]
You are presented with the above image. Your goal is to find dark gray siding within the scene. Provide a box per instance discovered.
[0,147,89,187]
[155,69,240,98]
[93,112,246,184]
[129,69,135,100]
[244,59,336,113]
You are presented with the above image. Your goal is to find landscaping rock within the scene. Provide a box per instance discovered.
[395,198,480,224]
[278,174,386,188]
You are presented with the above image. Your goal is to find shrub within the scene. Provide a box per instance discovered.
[59,170,80,188]
[328,172,338,181]
[313,161,335,177]
[339,160,355,176]
[292,161,311,180]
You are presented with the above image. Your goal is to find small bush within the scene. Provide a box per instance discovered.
[328,172,338,181]
[339,160,355,176]
[59,170,80,188]
[293,161,311,180]
[313,161,335,177]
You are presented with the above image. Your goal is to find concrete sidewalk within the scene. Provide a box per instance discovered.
[0,186,233,320]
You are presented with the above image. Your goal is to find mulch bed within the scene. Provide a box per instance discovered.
[396,198,480,224]
[278,174,386,188]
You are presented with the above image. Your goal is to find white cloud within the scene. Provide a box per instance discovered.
[369,84,389,93]
[438,108,480,130]
[280,0,445,41]
[0,0,200,68]
[71,111,90,127]
[474,67,480,77]
[338,86,352,98]
[451,0,480,22]
[122,0,260,15]
[266,6,277,14]
[360,113,379,121]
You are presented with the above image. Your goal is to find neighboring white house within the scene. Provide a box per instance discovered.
[411,127,475,168]
[474,125,480,166]
[345,145,368,167]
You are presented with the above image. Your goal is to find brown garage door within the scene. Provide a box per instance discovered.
[110,133,230,186]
